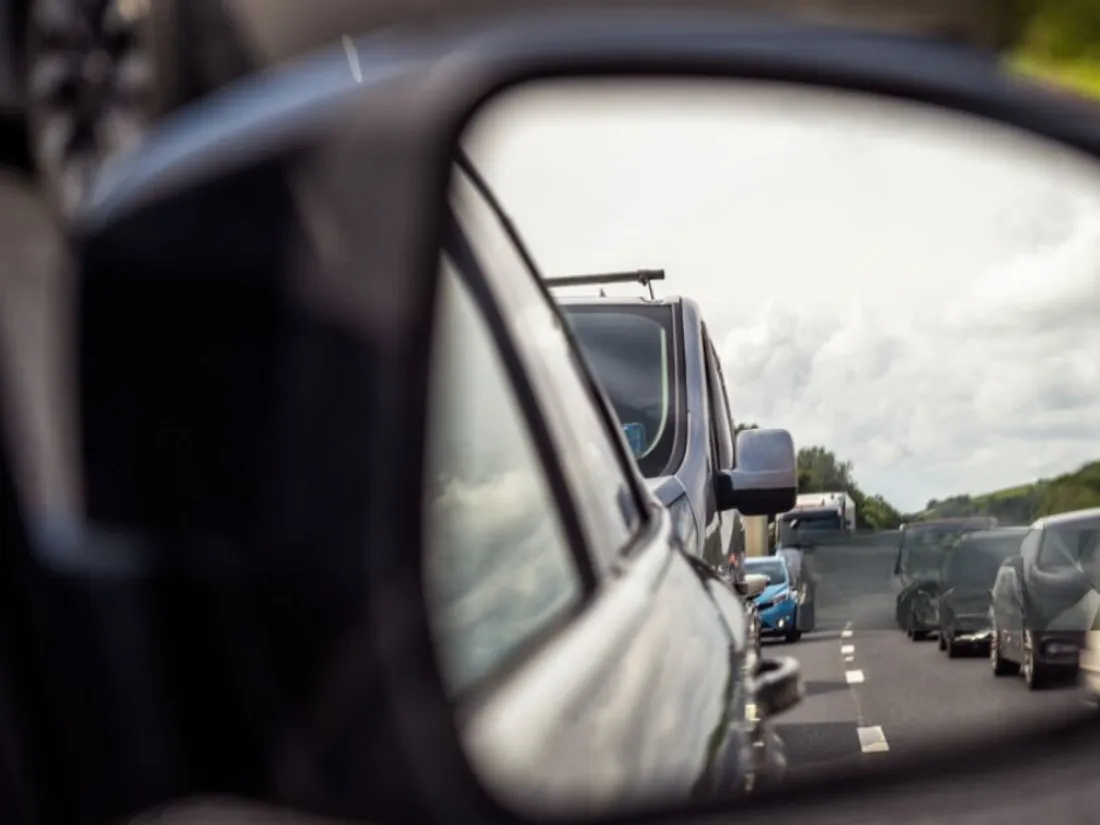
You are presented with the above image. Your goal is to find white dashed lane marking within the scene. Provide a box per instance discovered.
[857,725,890,753]
[845,669,865,684]
[841,644,855,655]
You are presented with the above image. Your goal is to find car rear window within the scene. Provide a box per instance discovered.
[944,534,1024,588]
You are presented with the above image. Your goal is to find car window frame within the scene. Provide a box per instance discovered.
[558,301,683,480]
[701,323,735,471]
[428,233,597,700]
[447,162,655,567]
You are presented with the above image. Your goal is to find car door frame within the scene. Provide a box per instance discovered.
[430,169,728,813]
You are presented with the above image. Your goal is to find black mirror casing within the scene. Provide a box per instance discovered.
[62,9,1100,825]
[715,471,796,516]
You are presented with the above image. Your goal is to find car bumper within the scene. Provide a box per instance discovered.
[1034,632,1085,667]
[757,601,797,635]
[947,614,992,644]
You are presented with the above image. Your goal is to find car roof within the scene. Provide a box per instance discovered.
[555,295,681,308]
[1033,507,1100,530]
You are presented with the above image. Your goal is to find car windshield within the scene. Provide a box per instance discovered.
[746,559,788,586]
[943,534,1024,588]
[788,513,842,531]
[561,305,678,477]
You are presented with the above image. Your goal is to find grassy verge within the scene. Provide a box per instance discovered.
[1007,51,1100,99]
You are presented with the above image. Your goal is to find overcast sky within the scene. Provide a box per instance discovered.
[464,80,1100,513]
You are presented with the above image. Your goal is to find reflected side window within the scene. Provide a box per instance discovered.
[1018,528,1042,567]
[422,258,585,697]
[1035,527,1079,570]
[449,165,642,565]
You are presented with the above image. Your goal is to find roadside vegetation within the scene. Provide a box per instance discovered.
[1009,0,1100,98]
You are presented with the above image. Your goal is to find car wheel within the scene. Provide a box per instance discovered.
[25,0,168,220]
[990,628,1019,676]
[1023,630,1046,690]
[784,627,801,644]
[945,628,962,658]
[907,606,928,641]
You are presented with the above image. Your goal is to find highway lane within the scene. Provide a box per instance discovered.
[769,537,1094,777]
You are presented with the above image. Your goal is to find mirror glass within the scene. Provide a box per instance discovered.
[426,77,1100,817]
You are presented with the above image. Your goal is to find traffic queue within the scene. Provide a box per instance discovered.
[893,509,1100,689]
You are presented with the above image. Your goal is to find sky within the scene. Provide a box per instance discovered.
[463,79,1100,513]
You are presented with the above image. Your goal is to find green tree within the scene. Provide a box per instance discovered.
[795,445,902,529]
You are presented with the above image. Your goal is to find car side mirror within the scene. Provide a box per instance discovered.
[744,573,769,598]
[752,656,803,719]
[715,428,797,515]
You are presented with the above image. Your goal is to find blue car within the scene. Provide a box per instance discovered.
[745,557,802,643]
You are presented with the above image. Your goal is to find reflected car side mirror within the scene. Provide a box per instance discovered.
[744,573,769,598]
[753,656,803,719]
[716,428,797,515]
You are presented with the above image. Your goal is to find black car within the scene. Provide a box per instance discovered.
[990,509,1100,688]
[894,517,998,639]
[936,527,1026,657]
[555,271,776,588]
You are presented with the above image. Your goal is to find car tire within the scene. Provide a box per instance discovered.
[784,627,801,644]
[990,629,1019,676]
[1023,631,1046,690]
[24,0,253,223]
[25,0,162,220]
[907,606,929,641]
[945,630,962,658]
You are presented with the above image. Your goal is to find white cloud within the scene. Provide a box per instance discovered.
[465,79,1100,512]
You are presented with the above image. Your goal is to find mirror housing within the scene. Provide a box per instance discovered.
[716,428,797,515]
[753,656,803,719]
[743,573,769,598]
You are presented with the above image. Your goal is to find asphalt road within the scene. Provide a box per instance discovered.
[769,539,1094,778]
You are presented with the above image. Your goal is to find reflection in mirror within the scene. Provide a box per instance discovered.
[426,78,1100,817]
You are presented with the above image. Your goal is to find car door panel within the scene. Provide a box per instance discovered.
[466,524,752,814]
[446,166,752,813]
[1005,570,1024,659]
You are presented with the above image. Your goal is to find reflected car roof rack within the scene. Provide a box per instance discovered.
[544,268,665,300]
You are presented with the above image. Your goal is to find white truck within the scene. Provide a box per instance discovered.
[779,491,858,537]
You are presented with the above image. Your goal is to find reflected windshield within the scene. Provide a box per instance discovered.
[562,305,678,477]
[788,513,842,532]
